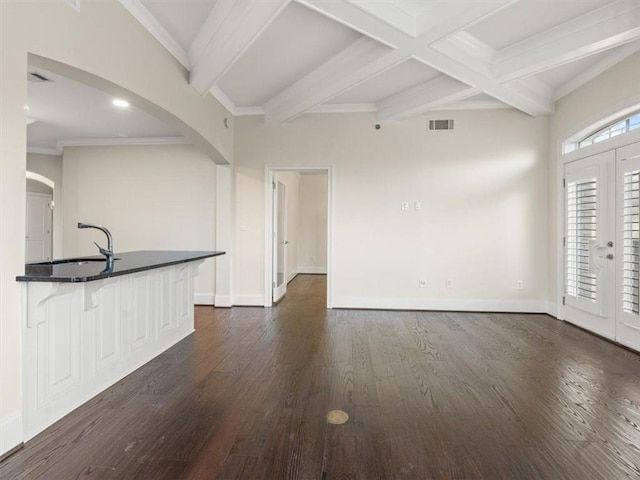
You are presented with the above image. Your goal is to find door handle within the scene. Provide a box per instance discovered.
[607,241,614,248]
[607,253,614,260]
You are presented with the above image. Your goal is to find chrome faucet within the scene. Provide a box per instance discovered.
[77,222,114,262]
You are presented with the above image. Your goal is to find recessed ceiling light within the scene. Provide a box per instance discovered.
[112,99,130,108]
[24,105,30,111]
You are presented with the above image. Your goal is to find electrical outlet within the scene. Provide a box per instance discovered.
[415,201,422,210]
[401,201,409,211]
[419,279,426,288]
[446,279,453,288]
[517,280,523,289]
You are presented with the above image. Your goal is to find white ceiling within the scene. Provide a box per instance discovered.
[119,0,640,124]
[29,0,640,155]
[27,68,182,154]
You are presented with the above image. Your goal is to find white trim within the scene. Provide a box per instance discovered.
[287,269,298,283]
[26,171,55,190]
[562,99,640,154]
[194,293,215,305]
[118,0,190,68]
[214,294,232,308]
[547,301,558,319]
[554,43,640,101]
[298,266,327,274]
[233,294,265,306]
[563,128,640,164]
[57,136,189,150]
[332,297,548,313]
[27,146,62,155]
[265,165,333,308]
[0,411,23,457]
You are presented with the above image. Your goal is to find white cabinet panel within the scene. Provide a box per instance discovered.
[23,263,200,440]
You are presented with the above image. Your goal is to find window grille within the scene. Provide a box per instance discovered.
[566,179,598,302]
[578,113,640,149]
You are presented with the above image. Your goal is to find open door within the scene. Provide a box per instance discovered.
[272,180,287,302]
[26,192,52,263]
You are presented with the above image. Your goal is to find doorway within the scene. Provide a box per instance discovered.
[563,141,640,351]
[25,176,54,263]
[265,166,332,308]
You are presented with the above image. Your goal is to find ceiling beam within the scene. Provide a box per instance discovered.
[119,0,190,68]
[377,76,480,121]
[273,0,552,123]
[263,37,404,125]
[492,0,640,81]
[189,0,290,95]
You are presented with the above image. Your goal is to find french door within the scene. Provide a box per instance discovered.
[564,141,640,351]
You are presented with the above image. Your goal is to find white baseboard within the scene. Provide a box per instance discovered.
[332,296,548,313]
[298,266,327,274]
[194,293,215,305]
[233,294,265,306]
[287,270,298,283]
[0,411,23,457]
[214,294,232,308]
[546,301,558,318]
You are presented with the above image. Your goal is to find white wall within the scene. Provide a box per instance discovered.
[298,174,328,273]
[0,1,231,452]
[62,144,217,300]
[234,109,549,310]
[547,52,640,317]
[27,153,63,258]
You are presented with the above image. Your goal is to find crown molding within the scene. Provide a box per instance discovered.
[57,137,190,150]
[27,146,62,156]
[118,0,190,69]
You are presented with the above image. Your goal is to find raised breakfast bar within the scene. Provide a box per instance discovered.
[17,250,224,439]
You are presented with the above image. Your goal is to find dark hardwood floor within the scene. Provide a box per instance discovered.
[2,274,640,479]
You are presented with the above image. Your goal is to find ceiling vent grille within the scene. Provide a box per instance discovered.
[428,119,454,131]
[28,72,51,83]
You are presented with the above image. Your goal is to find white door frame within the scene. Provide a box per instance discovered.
[264,165,333,308]
[557,128,640,321]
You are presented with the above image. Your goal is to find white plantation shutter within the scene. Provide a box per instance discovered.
[622,170,640,314]
[566,178,598,302]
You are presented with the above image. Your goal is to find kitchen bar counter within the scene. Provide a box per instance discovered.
[19,250,224,440]
[17,250,225,283]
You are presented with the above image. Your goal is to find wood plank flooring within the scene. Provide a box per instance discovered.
[1,274,639,479]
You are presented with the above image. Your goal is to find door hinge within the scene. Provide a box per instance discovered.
[563,236,566,247]
[562,296,565,305]
[562,178,566,188]
[272,182,276,189]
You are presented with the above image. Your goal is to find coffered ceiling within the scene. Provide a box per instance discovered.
[123,0,640,123]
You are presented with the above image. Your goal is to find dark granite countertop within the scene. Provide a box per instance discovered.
[17,250,225,283]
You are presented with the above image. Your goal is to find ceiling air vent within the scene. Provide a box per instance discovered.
[28,72,51,83]
[428,119,454,131]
